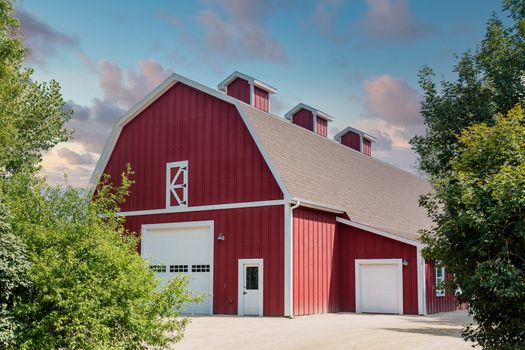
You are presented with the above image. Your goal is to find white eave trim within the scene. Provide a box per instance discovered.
[284,103,334,122]
[292,197,345,214]
[336,217,422,248]
[89,72,290,203]
[217,71,277,94]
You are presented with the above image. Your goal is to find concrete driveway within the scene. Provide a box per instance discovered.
[177,311,476,350]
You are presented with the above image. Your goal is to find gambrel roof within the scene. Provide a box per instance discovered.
[91,72,432,243]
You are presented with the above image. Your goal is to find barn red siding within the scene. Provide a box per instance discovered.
[125,205,284,316]
[226,77,250,104]
[340,131,361,152]
[253,86,269,112]
[363,139,371,156]
[103,82,283,212]
[293,207,339,316]
[316,117,328,137]
[338,224,419,315]
[292,108,314,132]
[425,260,466,314]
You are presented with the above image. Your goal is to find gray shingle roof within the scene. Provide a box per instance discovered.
[241,103,432,242]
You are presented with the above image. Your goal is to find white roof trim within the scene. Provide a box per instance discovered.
[292,197,345,214]
[334,126,377,142]
[336,217,422,247]
[89,72,290,203]
[217,71,277,94]
[284,103,334,122]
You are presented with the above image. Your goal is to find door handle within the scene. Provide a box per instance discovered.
[243,291,247,295]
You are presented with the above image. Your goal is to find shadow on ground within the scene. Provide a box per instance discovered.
[383,327,463,338]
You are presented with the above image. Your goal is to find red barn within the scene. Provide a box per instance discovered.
[91,71,461,317]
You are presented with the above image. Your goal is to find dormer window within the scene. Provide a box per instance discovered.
[166,161,188,208]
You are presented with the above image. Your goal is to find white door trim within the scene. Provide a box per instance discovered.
[141,220,214,315]
[237,258,264,317]
[355,258,403,315]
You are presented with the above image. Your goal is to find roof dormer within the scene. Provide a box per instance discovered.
[334,127,376,156]
[284,103,334,137]
[218,71,277,112]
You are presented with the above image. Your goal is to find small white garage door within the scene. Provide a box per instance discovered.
[355,259,403,314]
[141,222,213,314]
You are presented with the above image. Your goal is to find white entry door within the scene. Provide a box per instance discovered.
[238,259,263,316]
[355,259,403,314]
[141,221,214,315]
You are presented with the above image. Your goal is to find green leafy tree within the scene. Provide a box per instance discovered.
[420,106,525,348]
[7,170,197,350]
[412,1,525,348]
[0,0,69,346]
[0,1,196,348]
[411,0,525,178]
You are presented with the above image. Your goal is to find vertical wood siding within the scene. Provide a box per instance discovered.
[340,131,361,152]
[103,82,283,212]
[425,260,466,314]
[292,108,314,132]
[338,224,419,315]
[253,86,269,112]
[125,205,285,316]
[293,207,339,316]
[363,139,371,156]
[226,77,250,104]
[316,117,328,137]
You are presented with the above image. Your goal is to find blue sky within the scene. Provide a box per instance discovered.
[16,0,505,186]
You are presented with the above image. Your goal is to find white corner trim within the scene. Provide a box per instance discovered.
[237,258,264,317]
[284,200,300,317]
[117,199,286,217]
[336,217,422,248]
[355,258,404,315]
[417,247,427,315]
[89,71,291,204]
[141,220,215,315]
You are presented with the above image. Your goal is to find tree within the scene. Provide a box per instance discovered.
[5,171,197,350]
[412,1,525,348]
[420,106,525,348]
[0,0,69,346]
[0,1,196,348]
[411,1,525,178]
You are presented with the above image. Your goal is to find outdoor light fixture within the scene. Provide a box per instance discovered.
[402,259,409,266]
[217,233,225,241]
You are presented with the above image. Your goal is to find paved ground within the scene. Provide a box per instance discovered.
[176,311,476,350]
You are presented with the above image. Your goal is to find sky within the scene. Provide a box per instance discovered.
[15,0,505,187]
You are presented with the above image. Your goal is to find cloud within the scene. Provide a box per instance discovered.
[16,8,80,65]
[362,74,423,134]
[359,0,432,42]
[56,147,95,165]
[41,60,173,187]
[99,60,172,108]
[311,0,349,42]
[159,1,288,65]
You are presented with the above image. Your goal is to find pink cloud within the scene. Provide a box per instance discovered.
[360,0,432,41]
[362,74,423,131]
[98,60,172,109]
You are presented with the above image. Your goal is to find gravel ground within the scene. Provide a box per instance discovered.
[176,311,476,350]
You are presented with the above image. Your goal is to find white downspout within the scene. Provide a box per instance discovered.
[285,199,300,318]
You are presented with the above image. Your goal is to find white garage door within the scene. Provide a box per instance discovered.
[356,259,403,314]
[142,222,213,314]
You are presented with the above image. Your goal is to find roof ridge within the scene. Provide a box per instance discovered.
[239,102,429,184]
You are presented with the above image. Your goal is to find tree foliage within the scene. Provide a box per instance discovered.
[5,170,196,350]
[0,1,196,348]
[412,1,525,349]
[420,106,525,348]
